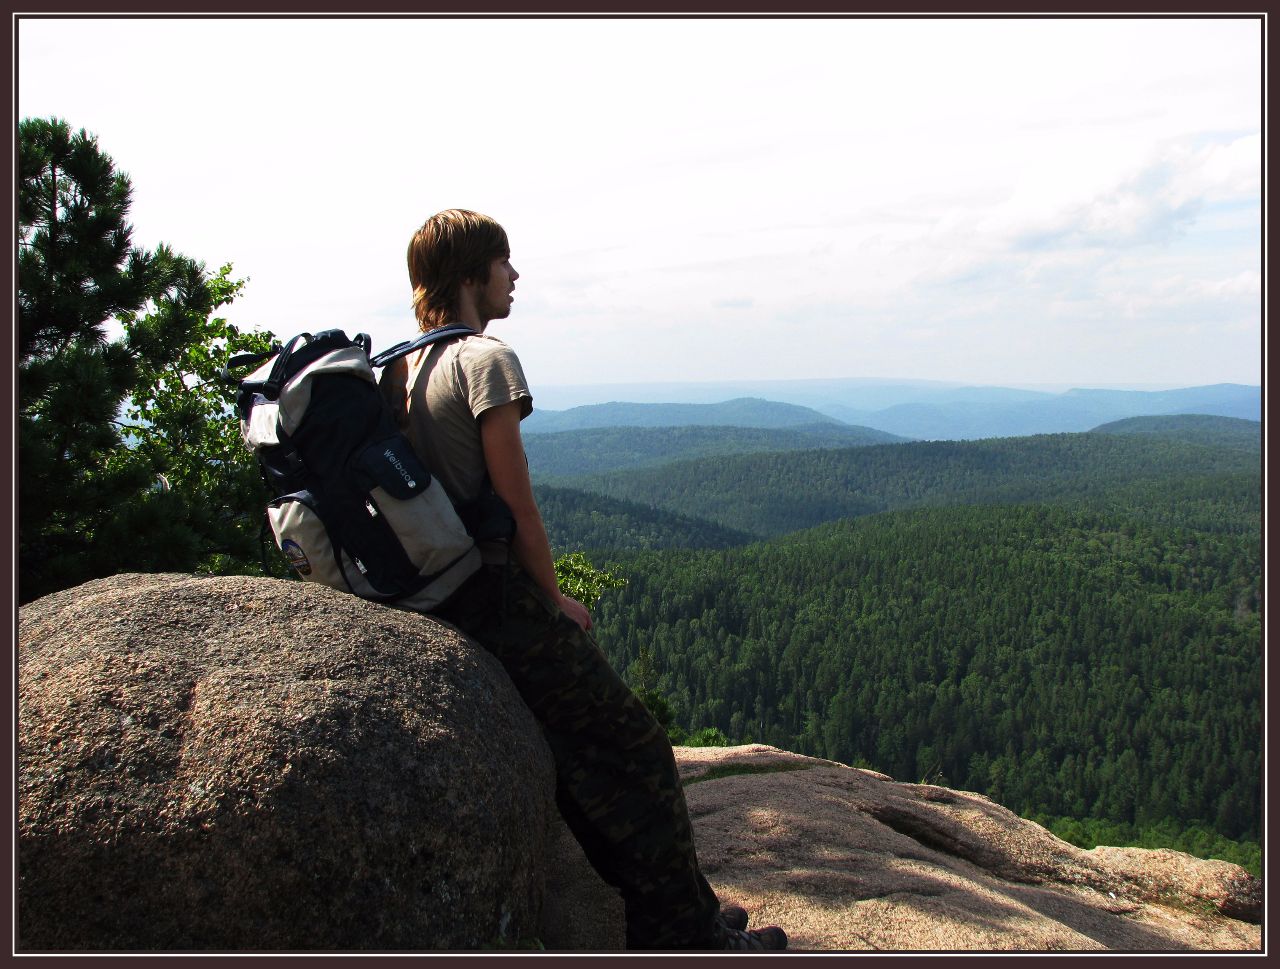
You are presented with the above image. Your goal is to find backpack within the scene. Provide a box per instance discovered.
[226,325,483,611]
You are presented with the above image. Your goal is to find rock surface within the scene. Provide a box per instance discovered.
[673,745,1261,952]
[18,573,555,951]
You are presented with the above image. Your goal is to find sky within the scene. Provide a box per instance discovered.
[16,15,1264,395]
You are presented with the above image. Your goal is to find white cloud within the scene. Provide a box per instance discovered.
[1194,270,1263,299]
[1172,134,1263,205]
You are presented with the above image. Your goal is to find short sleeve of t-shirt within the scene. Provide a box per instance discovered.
[454,336,534,421]
[393,330,533,509]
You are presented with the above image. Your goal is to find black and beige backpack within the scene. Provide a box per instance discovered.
[226,325,482,611]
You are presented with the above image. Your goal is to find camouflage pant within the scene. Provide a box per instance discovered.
[434,561,724,949]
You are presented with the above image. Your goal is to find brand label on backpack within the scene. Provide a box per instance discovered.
[281,539,312,576]
[383,448,417,488]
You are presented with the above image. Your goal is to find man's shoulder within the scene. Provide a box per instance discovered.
[446,329,510,351]
[452,331,522,365]
[446,332,531,414]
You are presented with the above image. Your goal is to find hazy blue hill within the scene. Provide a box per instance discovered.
[927,386,1058,403]
[1062,383,1260,419]
[1089,414,1261,451]
[860,395,1142,439]
[853,383,1261,440]
[552,433,1259,540]
[525,423,908,478]
[523,397,844,434]
[528,382,1261,441]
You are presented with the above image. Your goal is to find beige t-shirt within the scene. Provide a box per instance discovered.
[380,330,532,507]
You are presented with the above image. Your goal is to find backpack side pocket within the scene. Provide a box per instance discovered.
[267,491,350,591]
[354,434,478,581]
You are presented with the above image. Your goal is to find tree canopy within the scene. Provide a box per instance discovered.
[18,117,274,602]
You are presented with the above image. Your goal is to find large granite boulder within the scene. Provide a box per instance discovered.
[18,573,556,951]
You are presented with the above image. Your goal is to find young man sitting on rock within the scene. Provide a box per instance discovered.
[380,208,787,951]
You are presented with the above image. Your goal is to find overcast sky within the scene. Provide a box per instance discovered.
[16,16,1263,393]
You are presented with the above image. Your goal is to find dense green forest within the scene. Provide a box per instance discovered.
[542,432,1259,545]
[526,423,903,478]
[589,499,1262,842]
[531,426,1263,870]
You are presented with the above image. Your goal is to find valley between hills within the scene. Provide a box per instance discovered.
[524,387,1263,875]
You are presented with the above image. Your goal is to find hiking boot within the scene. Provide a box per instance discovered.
[721,925,788,951]
[719,904,749,932]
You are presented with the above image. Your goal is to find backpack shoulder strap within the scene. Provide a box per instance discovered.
[368,324,476,370]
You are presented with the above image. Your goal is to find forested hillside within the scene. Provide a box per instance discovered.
[536,485,754,552]
[526,423,905,479]
[548,433,1258,542]
[1089,414,1261,451]
[529,420,1262,864]
[591,499,1262,841]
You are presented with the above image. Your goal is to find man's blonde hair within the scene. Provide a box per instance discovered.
[407,209,510,332]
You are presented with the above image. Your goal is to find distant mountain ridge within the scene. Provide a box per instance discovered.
[802,384,1261,440]
[526,382,1260,441]
[522,397,847,434]
[526,423,907,478]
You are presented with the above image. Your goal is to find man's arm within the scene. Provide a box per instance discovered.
[479,400,593,631]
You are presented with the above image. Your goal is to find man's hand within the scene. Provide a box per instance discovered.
[557,593,593,632]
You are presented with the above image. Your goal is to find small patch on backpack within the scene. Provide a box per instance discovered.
[281,539,311,576]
